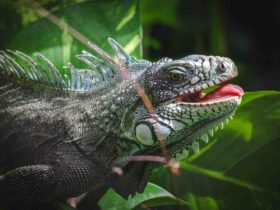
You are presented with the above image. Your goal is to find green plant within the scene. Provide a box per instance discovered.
[0,0,279,209]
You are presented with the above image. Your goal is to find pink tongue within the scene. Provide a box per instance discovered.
[203,84,244,100]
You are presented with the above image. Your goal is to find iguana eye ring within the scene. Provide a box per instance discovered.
[167,67,186,82]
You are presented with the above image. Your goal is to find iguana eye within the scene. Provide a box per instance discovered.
[167,67,186,82]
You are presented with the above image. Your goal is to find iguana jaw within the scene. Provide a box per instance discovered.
[164,83,244,160]
[166,96,242,161]
[131,83,243,161]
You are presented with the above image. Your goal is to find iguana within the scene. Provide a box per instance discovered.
[0,38,243,209]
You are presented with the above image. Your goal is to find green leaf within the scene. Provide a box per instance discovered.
[2,0,141,73]
[99,182,190,210]
[184,193,219,210]
[140,0,179,28]
[150,91,280,210]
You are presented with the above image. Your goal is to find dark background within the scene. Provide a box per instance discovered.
[141,0,280,91]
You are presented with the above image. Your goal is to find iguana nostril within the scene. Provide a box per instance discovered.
[219,62,226,72]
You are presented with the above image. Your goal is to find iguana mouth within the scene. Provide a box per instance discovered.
[165,83,244,160]
[176,83,244,104]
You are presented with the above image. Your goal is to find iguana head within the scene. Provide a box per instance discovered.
[62,38,243,194]
[133,55,243,160]
[94,38,244,197]
[104,39,243,161]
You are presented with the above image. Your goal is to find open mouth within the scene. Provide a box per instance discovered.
[176,83,244,103]
[167,83,244,160]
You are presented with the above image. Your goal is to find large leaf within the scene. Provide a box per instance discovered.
[2,0,141,73]
[149,91,280,210]
[98,182,190,210]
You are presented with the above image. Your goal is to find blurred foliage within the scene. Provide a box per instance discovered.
[1,0,279,91]
[140,0,280,91]
[140,0,228,57]
[0,0,142,74]
[0,0,279,210]
[0,0,86,49]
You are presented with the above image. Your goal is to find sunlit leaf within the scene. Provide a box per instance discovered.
[3,0,141,74]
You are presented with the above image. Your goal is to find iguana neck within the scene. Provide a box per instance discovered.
[70,79,140,161]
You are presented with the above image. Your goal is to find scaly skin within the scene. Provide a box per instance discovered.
[0,38,242,209]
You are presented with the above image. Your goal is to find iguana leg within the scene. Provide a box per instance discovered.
[77,185,109,210]
[0,160,96,209]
